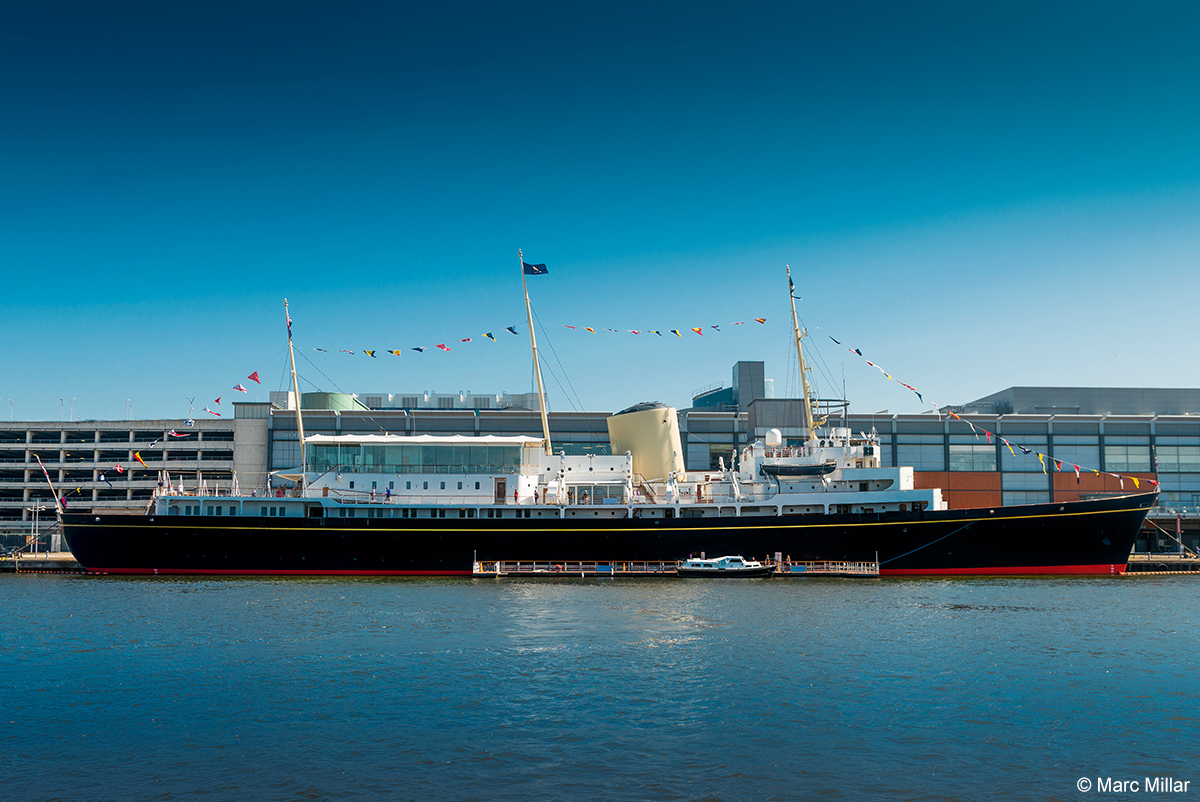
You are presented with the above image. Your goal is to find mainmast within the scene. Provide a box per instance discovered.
[284,299,307,478]
[786,265,817,437]
[519,249,553,455]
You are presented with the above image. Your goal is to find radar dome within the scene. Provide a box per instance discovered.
[765,428,783,447]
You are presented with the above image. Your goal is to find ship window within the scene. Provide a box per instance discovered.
[467,509,475,518]
[389,481,394,490]
[372,481,377,489]
[440,481,446,490]
[348,508,356,517]
[457,481,462,490]
[459,509,466,518]
[423,481,428,490]
[475,482,480,490]
[486,509,494,518]
[438,509,446,518]
[169,507,179,516]
[261,506,268,516]
[859,483,868,492]
[349,481,355,489]
[229,507,237,516]
[406,481,411,490]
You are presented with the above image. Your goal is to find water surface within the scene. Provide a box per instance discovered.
[2,575,1197,801]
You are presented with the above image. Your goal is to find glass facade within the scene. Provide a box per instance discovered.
[306,443,523,474]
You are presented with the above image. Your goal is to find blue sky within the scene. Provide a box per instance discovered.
[3,1,1198,422]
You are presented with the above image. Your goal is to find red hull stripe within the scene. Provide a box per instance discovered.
[95,568,475,576]
[881,563,1127,576]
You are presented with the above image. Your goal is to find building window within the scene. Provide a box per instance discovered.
[1000,439,1048,472]
[1156,445,1200,473]
[1002,491,1050,506]
[949,445,997,472]
[895,444,945,472]
[1105,445,1151,472]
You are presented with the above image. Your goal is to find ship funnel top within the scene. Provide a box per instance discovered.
[613,401,671,416]
[765,428,783,447]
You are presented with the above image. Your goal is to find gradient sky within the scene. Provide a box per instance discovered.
[3,1,1198,422]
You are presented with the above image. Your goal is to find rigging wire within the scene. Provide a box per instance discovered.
[531,308,586,413]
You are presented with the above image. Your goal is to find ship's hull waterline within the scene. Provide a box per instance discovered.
[61,492,1155,577]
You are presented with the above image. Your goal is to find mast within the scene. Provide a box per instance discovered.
[284,298,307,478]
[786,265,816,437]
[520,249,553,455]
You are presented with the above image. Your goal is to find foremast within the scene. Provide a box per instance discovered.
[786,265,817,438]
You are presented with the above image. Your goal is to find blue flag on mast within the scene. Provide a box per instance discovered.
[522,262,548,275]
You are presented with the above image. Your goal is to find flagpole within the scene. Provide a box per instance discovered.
[520,249,553,456]
[285,299,308,481]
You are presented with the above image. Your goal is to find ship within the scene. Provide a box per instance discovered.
[60,260,1156,576]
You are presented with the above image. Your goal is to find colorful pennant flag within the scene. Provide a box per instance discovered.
[485,333,496,342]
[234,383,248,392]
[248,371,261,384]
[412,347,426,353]
[691,328,703,335]
[135,452,148,468]
[436,344,450,351]
[114,464,124,474]
[754,318,767,324]
[214,396,222,405]
[671,329,682,337]
[364,350,377,358]
[506,326,518,335]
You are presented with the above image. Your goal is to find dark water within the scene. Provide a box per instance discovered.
[2,575,1198,802]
